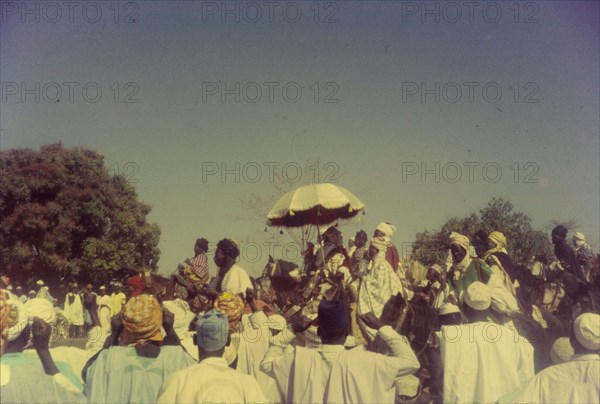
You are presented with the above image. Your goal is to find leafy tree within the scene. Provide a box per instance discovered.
[0,144,160,289]
[411,198,552,267]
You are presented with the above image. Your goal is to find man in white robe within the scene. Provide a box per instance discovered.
[209,239,253,298]
[499,312,599,403]
[35,280,56,305]
[84,295,195,404]
[157,309,266,403]
[232,288,286,403]
[358,236,407,339]
[260,300,420,404]
[440,281,534,403]
[63,282,84,339]
[95,286,111,332]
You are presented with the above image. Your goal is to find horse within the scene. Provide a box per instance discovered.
[371,290,442,400]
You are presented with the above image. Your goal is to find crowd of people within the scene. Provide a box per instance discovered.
[0,223,598,403]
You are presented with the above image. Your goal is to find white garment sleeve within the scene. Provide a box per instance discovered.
[488,273,520,314]
[378,325,420,378]
[259,326,296,377]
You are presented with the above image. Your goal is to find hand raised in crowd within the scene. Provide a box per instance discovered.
[359,312,384,331]
[31,317,52,350]
[31,317,60,376]
[290,313,313,334]
[110,312,124,338]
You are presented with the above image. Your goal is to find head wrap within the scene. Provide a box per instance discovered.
[196,309,229,351]
[99,285,106,290]
[36,280,44,286]
[370,236,390,253]
[265,314,286,331]
[213,293,244,333]
[376,222,396,237]
[24,298,57,325]
[126,275,145,297]
[162,299,195,337]
[6,298,28,342]
[449,232,470,252]
[430,264,443,274]
[317,300,348,331]
[464,281,492,311]
[217,239,240,259]
[120,294,164,346]
[28,290,36,297]
[573,313,600,351]
[484,231,507,260]
[572,232,586,242]
[438,302,461,316]
[550,337,574,364]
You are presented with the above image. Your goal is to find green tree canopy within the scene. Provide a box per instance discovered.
[411,198,552,267]
[0,144,160,288]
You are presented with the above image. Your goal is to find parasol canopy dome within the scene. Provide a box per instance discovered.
[266,183,365,227]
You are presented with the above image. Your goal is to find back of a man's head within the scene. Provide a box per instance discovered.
[570,312,600,355]
[317,300,348,344]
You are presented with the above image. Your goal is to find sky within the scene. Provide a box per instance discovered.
[1,0,599,278]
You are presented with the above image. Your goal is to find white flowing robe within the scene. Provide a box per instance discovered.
[63,292,84,326]
[499,353,599,403]
[440,322,535,403]
[260,325,419,404]
[358,254,405,339]
[234,311,282,403]
[157,357,267,404]
[85,345,195,404]
[95,295,112,331]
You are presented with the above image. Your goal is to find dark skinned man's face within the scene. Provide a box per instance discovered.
[450,244,467,263]
[214,248,226,267]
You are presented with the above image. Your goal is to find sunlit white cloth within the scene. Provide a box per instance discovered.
[499,354,599,403]
[358,255,405,339]
[439,322,534,403]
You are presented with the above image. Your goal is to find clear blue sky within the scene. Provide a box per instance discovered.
[1,1,598,277]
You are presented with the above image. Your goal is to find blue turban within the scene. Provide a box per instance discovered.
[196,309,229,351]
[317,300,348,331]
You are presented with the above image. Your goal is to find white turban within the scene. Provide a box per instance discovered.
[36,280,45,286]
[438,303,461,316]
[572,232,586,242]
[24,298,57,325]
[449,232,470,252]
[550,337,574,364]
[464,281,492,311]
[376,222,396,237]
[370,236,390,253]
[573,313,600,351]
[162,299,196,337]
[7,298,29,342]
